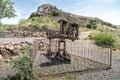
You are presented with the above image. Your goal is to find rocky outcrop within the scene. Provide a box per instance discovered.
[36,4,59,16]
[31,4,103,25]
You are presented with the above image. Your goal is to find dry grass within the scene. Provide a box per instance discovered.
[79,27,89,32]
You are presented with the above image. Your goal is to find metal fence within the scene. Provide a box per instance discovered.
[33,39,112,76]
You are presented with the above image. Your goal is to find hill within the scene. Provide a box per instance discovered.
[29,4,116,28]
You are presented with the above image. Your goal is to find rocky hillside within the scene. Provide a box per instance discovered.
[29,4,115,28]
[30,4,99,24]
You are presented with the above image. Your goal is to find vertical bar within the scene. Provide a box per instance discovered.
[33,40,39,65]
[110,46,112,68]
[83,40,85,70]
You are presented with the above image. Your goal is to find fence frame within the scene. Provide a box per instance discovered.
[33,39,112,76]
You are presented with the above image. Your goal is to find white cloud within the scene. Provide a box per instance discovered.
[78,8,120,25]
[70,0,120,25]
[98,9,120,25]
[1,10,21,24]
[1,18,19,24]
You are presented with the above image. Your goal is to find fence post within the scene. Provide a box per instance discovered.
[110,46,112,68]
[32,39,39,65]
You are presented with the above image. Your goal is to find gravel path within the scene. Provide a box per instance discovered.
[79,31,92,39]
[73,52,120,80]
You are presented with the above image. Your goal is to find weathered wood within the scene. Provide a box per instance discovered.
[32,40,39,64]
[110,46,112,68]
[46,19,79,61]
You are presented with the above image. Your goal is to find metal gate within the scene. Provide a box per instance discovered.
[33,39,112,76]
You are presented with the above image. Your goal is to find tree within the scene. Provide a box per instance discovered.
[0,0,16,20]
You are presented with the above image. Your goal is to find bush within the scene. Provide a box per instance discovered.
[51,10,60,17]
[29,24,39,29]
[18,19,26,27]
[37,17,44,23]
[114,37,120,50]
[86,23,97,29]
[53,22,59,28]
[10,45,37,80]
[33,24,39,29]
[86,23,92,29]
[102,22,117,28]
[29,12,36,18]
[93,33,116,47]
[42,24,49,29]
[86,20,97,29]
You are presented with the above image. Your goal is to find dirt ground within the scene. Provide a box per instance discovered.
[0,35,120,80]
[38,51,120,80]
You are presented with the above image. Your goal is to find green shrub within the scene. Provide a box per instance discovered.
[114,37,120,50]
[102,22,117,28]
[51,10,60,17]
[86,23,97,29]
[53,22,59,28]
[37,17,43,23]
[29,12,36,18]
[42,24,49,29]
[86,20,97,29]
[18,19,26,27]
[33,24,39,29]
[10,45,37,80]
[31,18,35,21]
[93,33,116,47]
[29,24,39,29]
[86,23,92,29]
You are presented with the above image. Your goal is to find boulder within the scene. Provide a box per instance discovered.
[15,45,22,50]
[26,41,32,45]
[5,45,14,51]
[9,42,15,45]
[0,49,12,59]
[0,45,5,49]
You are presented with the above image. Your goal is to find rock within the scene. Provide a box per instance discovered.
[0,49,12,59]
[112,48,116,51]
[9,42,15,45]
[26,41,32,45]
[0,45,5,49]
[5,45,14,51]
[15,45,22,50]
[0,54,3,60]
[87,35,92,40]
[36,4,59,16]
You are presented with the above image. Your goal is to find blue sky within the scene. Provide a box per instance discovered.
[1,0,120,25]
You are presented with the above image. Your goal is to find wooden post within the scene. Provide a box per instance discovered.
[110,46,112,68]
[75,27,78,37]
[33,39,39,65]
[60,21,64,34]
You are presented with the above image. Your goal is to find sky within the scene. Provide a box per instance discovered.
[1,0,120,25]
